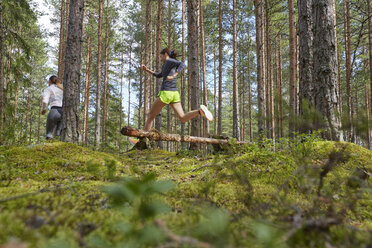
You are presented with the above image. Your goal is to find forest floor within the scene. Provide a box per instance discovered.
[0,137,371,248]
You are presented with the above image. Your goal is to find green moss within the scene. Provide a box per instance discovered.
[0,141,371,247]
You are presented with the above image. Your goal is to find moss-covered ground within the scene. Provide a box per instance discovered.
[0,138,371,247]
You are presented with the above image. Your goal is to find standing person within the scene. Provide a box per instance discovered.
[141,48,213,132]
[41,75,64,140]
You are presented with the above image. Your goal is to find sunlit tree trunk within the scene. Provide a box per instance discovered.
[254,0,266,138]
[276,35,283,138]
[247,38,253,142]
[312,0,341,141]
[0,1,4,137]
[102,0,110,144]
[119,43,124,151]
[127,45,132,151]
[62,0,85,143]
[298,0,314,133]
[265,1,274,142]
[187,0,200,150]
[289,0,296,136]
[368,0,372,117]
[83,36,92,144]
[200,0,209,139]
[218,0,223,135]
[143,0,151,128]
[345,0,353,142]
[181,0,186,147]
[167,0,172,151]
[232,0,240,140]
[58,0,66,80]
[138,43,143,129]
[95,0,103,147]
[213,49,217,135]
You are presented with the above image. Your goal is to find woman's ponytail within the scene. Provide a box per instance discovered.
[161,48,177,59]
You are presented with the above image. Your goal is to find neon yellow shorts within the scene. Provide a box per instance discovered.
[158,91,181,104]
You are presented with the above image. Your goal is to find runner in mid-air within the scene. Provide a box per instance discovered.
[140,48,213,132]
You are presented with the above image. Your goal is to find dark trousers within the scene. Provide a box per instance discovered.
[46,107,62,139]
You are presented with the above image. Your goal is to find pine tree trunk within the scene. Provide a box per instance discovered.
[0,2,4,136]
[187,0,200,150]
[247,38,253,142]
[254,0,266,138]
[181,0,186,147]
[199,0,209,139]
[213,50,217,135]
[218,0,223,135]
[368,0,372,117]
[298,0,314,133]
[102,0,110,144]
[276,35,283,138]
[4,46,11,115]
[95,0,103,147]
[58,0,66,80]
[365,83,371,149]
[265,1,274,142]
[167,0,172,151]
[232,0,241,140]
[119,43,124,151]
[83,36,92,144]
[312,0,341,141]
[38,96,42,143]
[154,0,162,147]
[345,0,353,142]
[138,43,143,129]
[143,0,151,128]
[127,45,132,151]
[61,0,85,143]
[288,0,296,136]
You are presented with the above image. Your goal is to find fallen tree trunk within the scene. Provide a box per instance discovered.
[120,126,248,145]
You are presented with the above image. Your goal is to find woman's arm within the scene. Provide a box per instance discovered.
[166,61,185,80]
[141,65,162,77]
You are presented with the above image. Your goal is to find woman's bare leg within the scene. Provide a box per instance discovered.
[170,102,200,123]
[144,98,167,131]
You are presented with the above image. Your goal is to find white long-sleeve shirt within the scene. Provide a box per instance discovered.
[42,84,63,107]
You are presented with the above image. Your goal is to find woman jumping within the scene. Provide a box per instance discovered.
[141,48,213,132]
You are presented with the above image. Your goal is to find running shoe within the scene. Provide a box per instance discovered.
[200,105,214,121]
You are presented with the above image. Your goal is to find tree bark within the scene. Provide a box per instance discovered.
[127,44,132,151]
[181,0,186,147]
[143,0,152,128]
[138,43,143,129]
[298,0,314,132]
[58,0,66,80]
[312,0,341,141]
[199,0,209,139]
[61,0,85,143]
[254,0,266,138]
[0,2,4,136]
[288,0,296,136]
[247,38,253,142]
[83,36,92,144]
[121,126,248,145]
[265,1,274,142]
[276,34,283,138]
[213,49,217,135]
[102,0,110,144]
[345,0,353,142]
[232,0,241,140]
[187,0,200,150]
[218,0,223,135]
[368,0,372,117]
[95,0,103,147]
